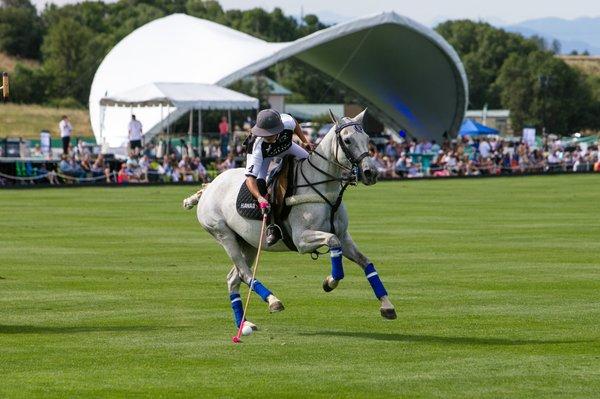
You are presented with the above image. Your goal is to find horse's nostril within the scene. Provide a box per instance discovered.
[364,169,373,178]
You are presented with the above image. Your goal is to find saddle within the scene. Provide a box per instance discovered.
[236,155,295,222]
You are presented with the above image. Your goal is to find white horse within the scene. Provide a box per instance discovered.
[184,109,396,330]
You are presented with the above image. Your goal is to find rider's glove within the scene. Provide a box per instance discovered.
[258,196,270,215]
[304,142,316,151]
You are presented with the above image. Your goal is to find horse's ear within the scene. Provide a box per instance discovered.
[353,108,367,126]
[328,109,339,125]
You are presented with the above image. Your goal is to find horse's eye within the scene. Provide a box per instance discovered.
[344,138,351,145]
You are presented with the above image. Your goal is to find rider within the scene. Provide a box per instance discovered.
[245,109,314,246]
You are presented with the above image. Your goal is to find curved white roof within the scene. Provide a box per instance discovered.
[90,12,467,147]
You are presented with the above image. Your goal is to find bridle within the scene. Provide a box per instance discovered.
[293,120,370,237]
[333,119,369,167]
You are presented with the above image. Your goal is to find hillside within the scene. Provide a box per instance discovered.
[0,52,39,73]
[559,55,600,76]
[0,103,92,140]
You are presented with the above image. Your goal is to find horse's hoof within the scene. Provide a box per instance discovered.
[380,308,397,320]
[322,276,338,292]
[269,301,284,313]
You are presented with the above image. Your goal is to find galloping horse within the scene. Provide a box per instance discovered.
[184,109,396,330]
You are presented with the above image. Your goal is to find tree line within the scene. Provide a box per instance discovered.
[1,0,598,134]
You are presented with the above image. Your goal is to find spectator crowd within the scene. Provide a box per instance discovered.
[368,135,600,179]
[1,115,599,186]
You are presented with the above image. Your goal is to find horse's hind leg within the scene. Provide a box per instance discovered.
[214,224,284,318]
[226,265,257,330]
[340,231,396,320]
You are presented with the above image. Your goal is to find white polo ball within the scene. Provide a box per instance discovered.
[242,324,253,336]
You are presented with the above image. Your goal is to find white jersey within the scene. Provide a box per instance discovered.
[129,119,143,141]
[245,113,307,180]
[59,120,72,138]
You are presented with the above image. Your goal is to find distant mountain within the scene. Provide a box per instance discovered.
[505,17,600,55]
[314,10,351,25]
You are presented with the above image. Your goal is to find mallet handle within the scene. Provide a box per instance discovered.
[233,215,268,342]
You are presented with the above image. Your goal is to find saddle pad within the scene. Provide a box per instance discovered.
[236,181,262,220]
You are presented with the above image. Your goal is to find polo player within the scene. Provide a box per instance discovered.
[244,109,315,246]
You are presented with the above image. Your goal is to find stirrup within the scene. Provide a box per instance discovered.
[265,224,282,246]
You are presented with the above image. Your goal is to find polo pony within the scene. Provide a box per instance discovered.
[183,109,396,330]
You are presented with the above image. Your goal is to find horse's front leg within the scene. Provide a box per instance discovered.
[340,232,397,320]
[294,229,345,292]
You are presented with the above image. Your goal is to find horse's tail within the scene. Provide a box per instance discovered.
[182,183,209,210]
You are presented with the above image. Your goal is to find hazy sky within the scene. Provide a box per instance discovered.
[33,0,600,25]
[217,0,600,25]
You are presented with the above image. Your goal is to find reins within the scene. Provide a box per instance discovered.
[293,121,367,235]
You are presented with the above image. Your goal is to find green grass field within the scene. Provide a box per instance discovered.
[1,175,599,398]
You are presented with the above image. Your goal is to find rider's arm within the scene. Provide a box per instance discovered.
[245,140,268,204]
[245,175,265,202]
[293,121,309,144]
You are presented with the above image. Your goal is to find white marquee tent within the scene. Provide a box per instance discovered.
[99,82,259,148]
[90,12,468,149]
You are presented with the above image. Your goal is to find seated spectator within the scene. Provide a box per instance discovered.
[394,155,408,177]
[178,156,195,182]
[125,161,141,183]
[407,163,423,179]
[31,144,43,158]
[117,163,129,184]
[38,163,59,185]
[80,154,93,177]
[547,151,560,172]
[59,155,85,180]
[91,154,112,183]
[191,157,208,183]
[217,153,236,173]
[138,155,150,182]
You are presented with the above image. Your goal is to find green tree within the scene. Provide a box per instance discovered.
[9,63,49,103]
[497,51,598,133]
[185,0,223,21]
[41,18,104,105]
[436,20,538,108]
[0,0,43,58]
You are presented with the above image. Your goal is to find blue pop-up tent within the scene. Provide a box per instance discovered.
[459,119,499,136]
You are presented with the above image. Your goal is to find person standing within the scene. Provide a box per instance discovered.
[128,115,143,154]
[218,115,229,157]
[59,115,72,155]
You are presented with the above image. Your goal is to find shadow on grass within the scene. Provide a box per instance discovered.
[299,331,589,346]
[0,324,170,334]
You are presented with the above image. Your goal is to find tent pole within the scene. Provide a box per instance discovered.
[188,109,193,156]
[198,109,202,158]
[167,106,170,155]
[228,109,232,157]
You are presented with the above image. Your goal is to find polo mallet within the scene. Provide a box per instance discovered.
[1,72,9,102]
[232,210,268,344]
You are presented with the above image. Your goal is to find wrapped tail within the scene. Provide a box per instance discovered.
[182,184,209,210]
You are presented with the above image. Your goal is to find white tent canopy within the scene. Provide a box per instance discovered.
[99,82,259,109]
[90,12,468,149]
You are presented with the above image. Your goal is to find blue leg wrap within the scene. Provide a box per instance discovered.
[230,293,244,327]
[364,263,388,299]
[330,247,344,280]
[250,279,272,302]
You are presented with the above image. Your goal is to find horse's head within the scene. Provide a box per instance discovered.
[328,108,378,186]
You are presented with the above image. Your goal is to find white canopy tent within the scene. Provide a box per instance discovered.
[98,82,259,152]
[90,12,468,150]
